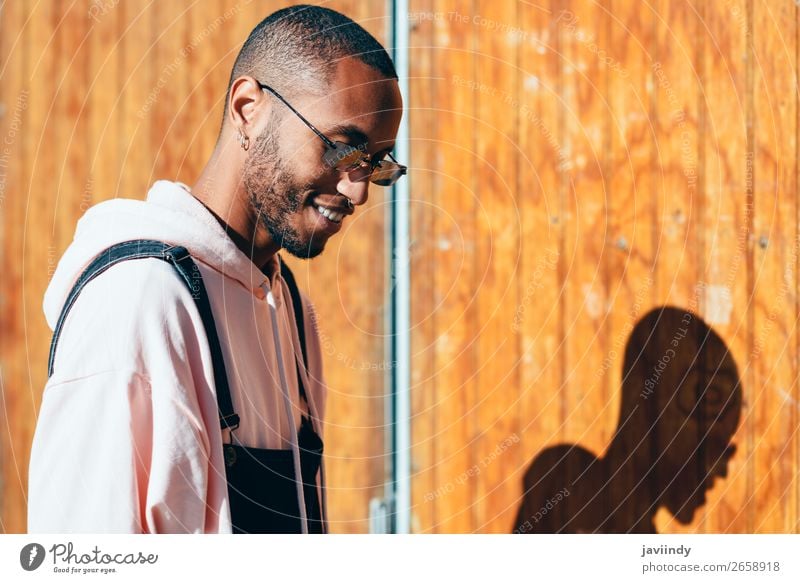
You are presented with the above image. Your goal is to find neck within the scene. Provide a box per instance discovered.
[191,148,280,269]
[602,437,659,532]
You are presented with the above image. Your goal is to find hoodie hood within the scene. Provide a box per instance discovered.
[44,180,282,330]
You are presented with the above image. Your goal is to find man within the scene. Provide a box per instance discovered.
[28,5,404,534]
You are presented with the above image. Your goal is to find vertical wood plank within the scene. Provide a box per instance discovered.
[651,0,703,533]
[408,0,437,534]
[514,0,564,533]
[791,0,800,533]
[0,0,30,534]
[473,0,521,533]
[119,2,153,199]
[150,1,190,184]
[88,0,122,202]
[559,0,611,501]
[698,0,750,534]
[751,0,798,533]
[184,1,230,180]
[427,0,478,533]
[53,0,92,290]
[605,0,658,532]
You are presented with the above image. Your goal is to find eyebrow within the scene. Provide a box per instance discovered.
[325,123,395,155]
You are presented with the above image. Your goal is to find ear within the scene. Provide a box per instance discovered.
[227,76,270,133]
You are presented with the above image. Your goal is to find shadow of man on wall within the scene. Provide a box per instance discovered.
[513,306,742,533]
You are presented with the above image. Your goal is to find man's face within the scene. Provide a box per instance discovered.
[243,58,403,259]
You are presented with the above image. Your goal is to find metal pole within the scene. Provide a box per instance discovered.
[390,0,411,535]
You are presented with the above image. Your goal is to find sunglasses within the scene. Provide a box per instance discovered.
[255,81,407,187]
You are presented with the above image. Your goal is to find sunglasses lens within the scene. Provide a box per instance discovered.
[323,142,364,169]
[322,143,407,185]
[370,162,406,186]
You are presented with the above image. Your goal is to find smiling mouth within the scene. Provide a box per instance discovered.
[316,205,345,223]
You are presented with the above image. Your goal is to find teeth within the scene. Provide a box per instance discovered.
[316,205,344,223]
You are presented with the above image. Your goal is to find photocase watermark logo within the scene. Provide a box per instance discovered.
[19,543,46,571]
[17,542,158,575]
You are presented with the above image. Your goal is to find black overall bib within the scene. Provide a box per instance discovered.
[47,239,326,534]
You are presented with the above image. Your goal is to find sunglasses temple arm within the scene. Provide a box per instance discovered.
[259,83,338,149]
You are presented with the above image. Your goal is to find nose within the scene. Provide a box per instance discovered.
[336,169,370,206]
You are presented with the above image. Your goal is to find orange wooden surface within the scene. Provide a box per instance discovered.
[2,0,799,534]
[406,0,799,533]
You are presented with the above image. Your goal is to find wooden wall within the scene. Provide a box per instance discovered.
[0,0,391,534]
[1,0,798,534]
[408,0,799,533]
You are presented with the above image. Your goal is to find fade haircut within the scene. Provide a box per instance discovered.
[222,4,397,122]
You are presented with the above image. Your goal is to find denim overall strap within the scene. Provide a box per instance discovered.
[278,257,327,534]
[46,239,240,432]
[278,258,312,410]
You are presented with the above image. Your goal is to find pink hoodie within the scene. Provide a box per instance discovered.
[28,180,328,533]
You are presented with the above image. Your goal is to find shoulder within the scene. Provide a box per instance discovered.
[74,255,196,302]
[51,256,206,380]
[76,256,202,334]
[524,444,598,488]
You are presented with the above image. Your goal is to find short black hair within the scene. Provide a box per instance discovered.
[223,4,397,120]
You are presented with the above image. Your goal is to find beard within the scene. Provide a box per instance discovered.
[242,119,327,259]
